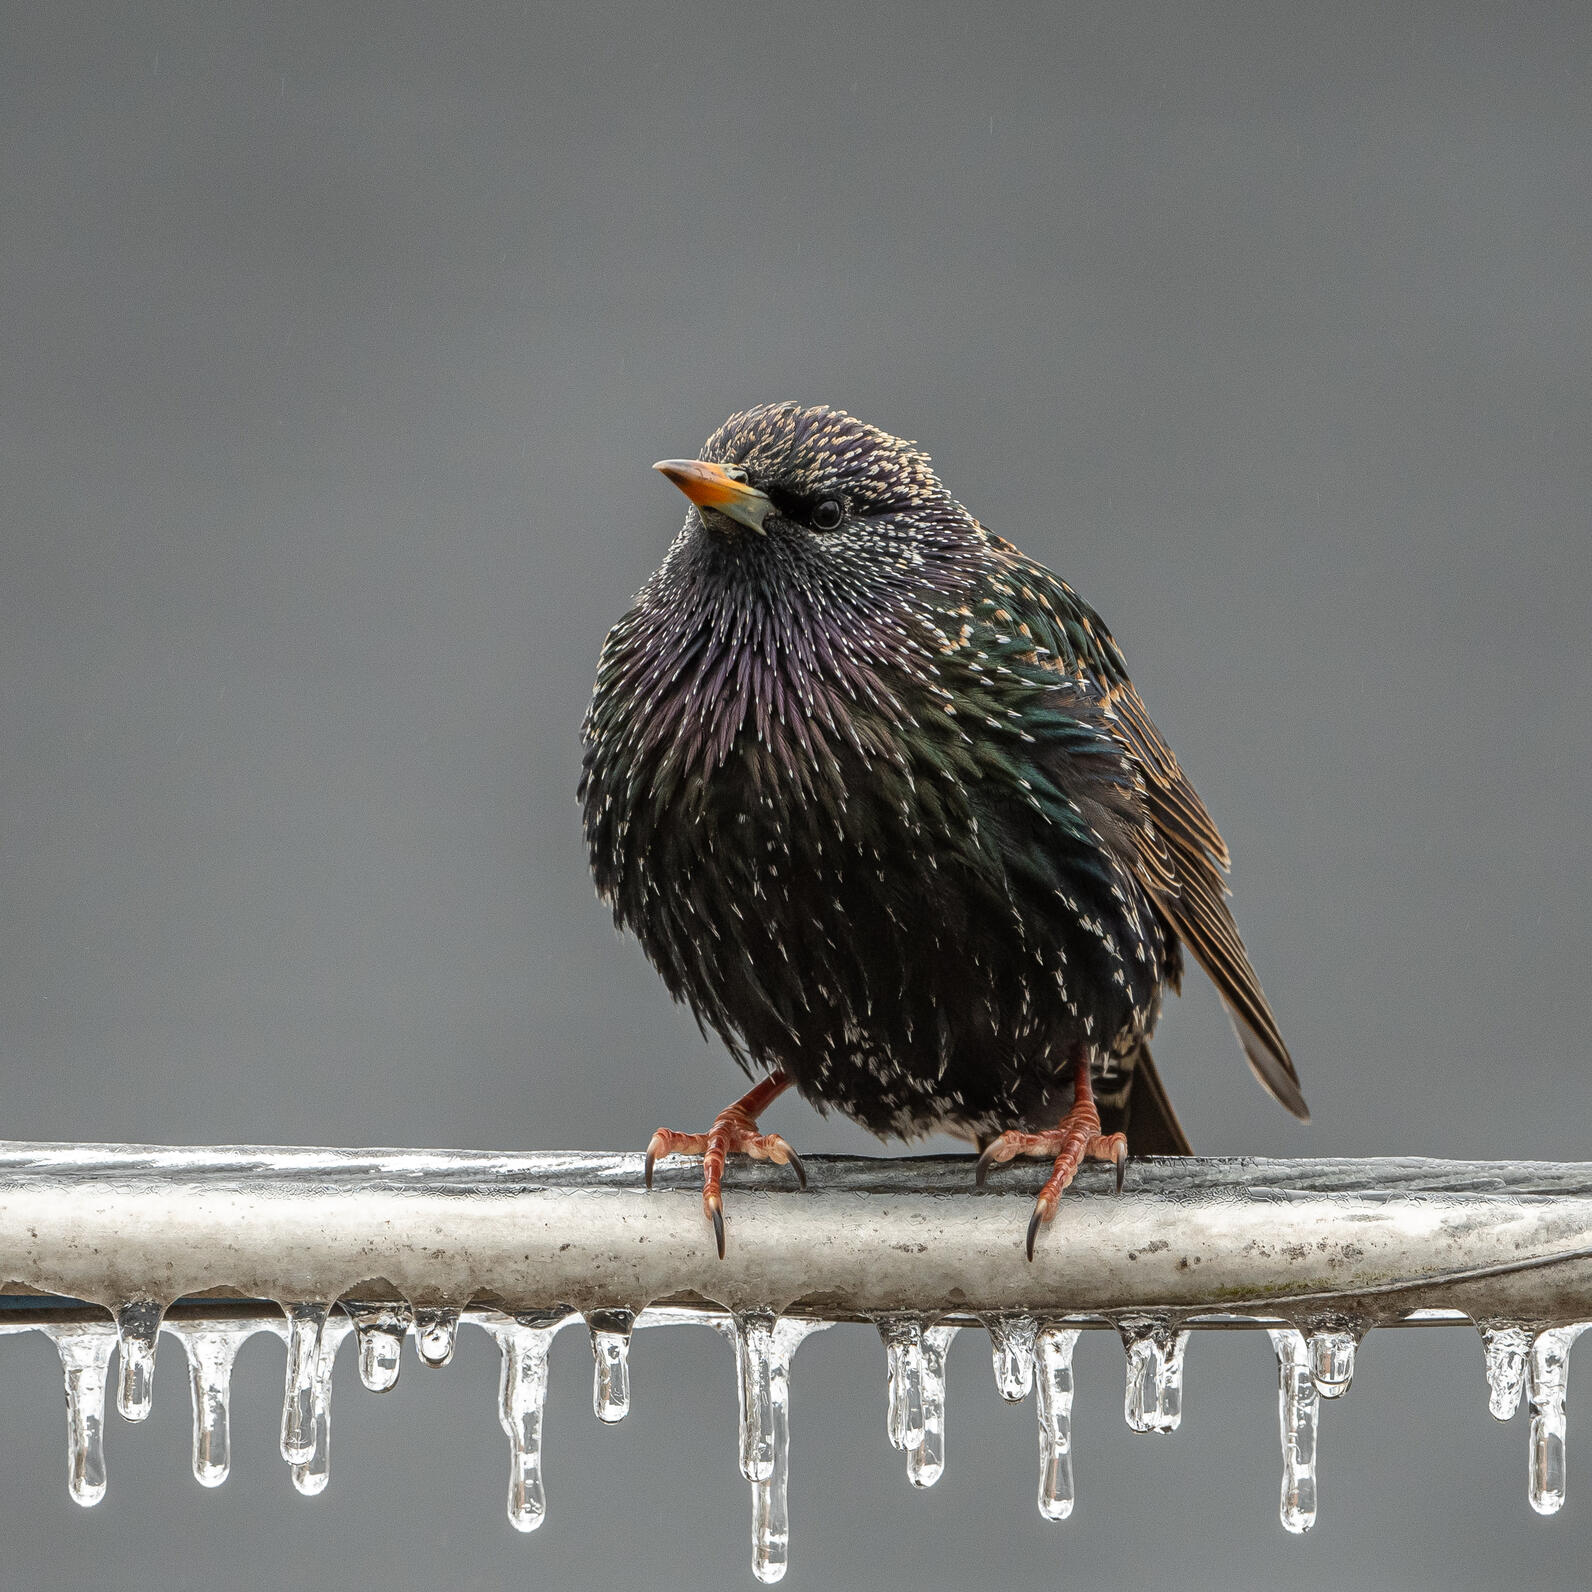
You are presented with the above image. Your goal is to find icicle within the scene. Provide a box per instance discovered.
[1034,1326,1081,1521]
[981,1312,1037,1402]
[280,1301,331,1464]
[586,1309,634,1424]
[705,1311,832,1580]
[485,1312,571,1532]
[1268,1327,1318,1533]
[290,1313,353,1496]
[905,1325,959,1489]
[44,1321,118,1507]
[164,1318,264,1487]
[1527,1324,1590,1515]
[748,1317,830,1585]
[114,1298,163,1422]
[1307,1328,1358,1400]
[343,1299,412,1393]
[414,1306,461,1368]
[1480,1324,1531,1421]
[1118,1316,1190,1434]
[877,1315,928,1454]
[733,1311,779,1482]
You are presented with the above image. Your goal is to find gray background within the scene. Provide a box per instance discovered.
[3,2,1590,1587]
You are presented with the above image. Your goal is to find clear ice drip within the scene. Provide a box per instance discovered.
[44,1321,118,1507]
[290,1312,353,1496]
[1034,1326,1081,1521]
[982,1313,1037,1402]
[280,1302,332,1464]
[1527,1324,1590,1515]
[586,1309,635,1424]
[485,1312,573,1532]
[1481,1325,1531,1421]
[734,1312,780,1481]
[1118,1317,1190,1434]
[344,1300,412,1393]
[1268,1328,1318,1533]
[414,1306,461,1368]
[1307,1329,1358,1400]
[163,1318,268,1486]
[115,1299,163,1422]
[905,1326,959,1489]
[748,1318,829,1584]
[877,1315,928,1454]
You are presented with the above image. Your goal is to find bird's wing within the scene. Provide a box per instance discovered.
[985,538,1309,1121]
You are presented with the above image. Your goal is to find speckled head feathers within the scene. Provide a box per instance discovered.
[699,403,950,519]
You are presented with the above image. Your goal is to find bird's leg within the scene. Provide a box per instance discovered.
[643,1069,806,1258]
[975,1049,1129,1260]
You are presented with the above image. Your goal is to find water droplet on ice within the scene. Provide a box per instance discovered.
[905,1325,959,1488]
[1480,1324,1531,1421]
[115,1299,163,1422]
[280,1302,331,1464]
[877,1315,928,1454]
[1527,1324,1590,1515]
[44,1321,118,1507]
[344,1299,412,1393]
[981,1313,1037,1402]
[586,1309,634,1423]
[414,1306,461,1368]
[164,1318,268,1486]
[1119,1316,1189,1434]
[1307,1328,1358,1400]
[1269,1327,1318,1533]
[1035,1325,1081,1521]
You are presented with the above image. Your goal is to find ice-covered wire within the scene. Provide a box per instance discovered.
[2,1143,1591,1580]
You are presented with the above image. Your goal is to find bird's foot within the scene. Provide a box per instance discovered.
[975,1055,1128,1259]
[642,1071,804,1258]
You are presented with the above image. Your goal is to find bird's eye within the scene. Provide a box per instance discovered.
[810,498,845,531]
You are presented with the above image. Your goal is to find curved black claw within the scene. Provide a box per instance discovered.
[786,1146,808,1190]
[711,1201,726,1261]
[974,1144,1001,1188]
[644,1146,657,1190]
[1115,1152,1127,1194]
[1025,1203,1045,1263]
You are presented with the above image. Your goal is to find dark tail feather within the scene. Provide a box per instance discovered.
[1101,1041,1193,1157]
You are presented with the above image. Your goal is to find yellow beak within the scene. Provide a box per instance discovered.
[653,459,774,534]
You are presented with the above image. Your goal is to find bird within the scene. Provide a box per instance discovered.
[580,402,1306,1258]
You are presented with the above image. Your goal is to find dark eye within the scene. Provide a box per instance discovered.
[810,498,844,531]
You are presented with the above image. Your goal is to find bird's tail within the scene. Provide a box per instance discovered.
[1100,1040,1193,1157]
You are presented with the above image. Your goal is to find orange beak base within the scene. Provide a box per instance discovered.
[653,459,774,533]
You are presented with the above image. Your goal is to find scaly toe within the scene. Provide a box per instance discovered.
[644,1128,708,1189]
[974,1134,1025,1187]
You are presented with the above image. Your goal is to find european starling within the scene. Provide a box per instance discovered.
[581,403,1306,1257]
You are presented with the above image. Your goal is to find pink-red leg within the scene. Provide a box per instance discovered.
[975,1052,1128,1259]
[644,1070,806,1258]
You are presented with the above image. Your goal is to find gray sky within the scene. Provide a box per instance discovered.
[3,2,1590,1587]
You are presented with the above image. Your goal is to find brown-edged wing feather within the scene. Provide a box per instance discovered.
[1112,678,1309,1121]
[987,539,1307,1122]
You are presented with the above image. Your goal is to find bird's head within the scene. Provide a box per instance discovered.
[652,403,975,588]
